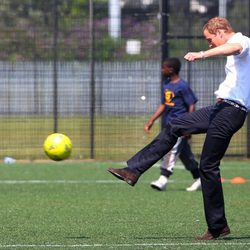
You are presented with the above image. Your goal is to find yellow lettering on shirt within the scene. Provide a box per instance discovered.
[164,90,175,106]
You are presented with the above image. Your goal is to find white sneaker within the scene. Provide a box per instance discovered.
[150,175,168,191]
[186,178,201,192]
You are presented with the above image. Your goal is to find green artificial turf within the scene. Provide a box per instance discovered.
[0,161,249,249]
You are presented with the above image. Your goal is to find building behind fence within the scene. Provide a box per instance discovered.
[0,0,249,160]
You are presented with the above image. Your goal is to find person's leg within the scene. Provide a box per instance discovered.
[127,106,212,176]
[178,138,201,191]
[179,138,199,179]
[161,137,182,176]
[150,138,182,191]
[199,103,247,236]
[108,106,212,186]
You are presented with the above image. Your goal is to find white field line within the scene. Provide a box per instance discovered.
[0,180,122,184]
[0,242,250,248]
[0,179,237,184]
[0,163,247,184]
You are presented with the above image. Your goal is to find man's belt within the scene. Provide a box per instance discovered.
[217,98,247,112]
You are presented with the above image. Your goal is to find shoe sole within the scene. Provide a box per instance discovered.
[150,184,165,191]
[186,187,201,192]
[107,169,135,186]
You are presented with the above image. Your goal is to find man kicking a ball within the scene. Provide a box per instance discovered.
[108,17,250,240]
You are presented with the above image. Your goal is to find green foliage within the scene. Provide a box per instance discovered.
[0,0,91,60]
[95,35,121,61]
[0,0,159,61]
[0,1,249,61]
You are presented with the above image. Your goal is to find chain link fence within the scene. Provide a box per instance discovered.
[0,0,249,160]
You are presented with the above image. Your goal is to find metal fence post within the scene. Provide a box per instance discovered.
[53,0,59,133]
[89,0,95,159]
[160,0,169,129]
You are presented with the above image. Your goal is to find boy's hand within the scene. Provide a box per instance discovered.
[144,121,153,133]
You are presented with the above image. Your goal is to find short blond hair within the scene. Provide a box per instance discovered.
[203,17,234,34]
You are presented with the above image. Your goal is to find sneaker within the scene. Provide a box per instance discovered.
[186,178,201,192]
[150,175,168,191]
[196,225,230,240]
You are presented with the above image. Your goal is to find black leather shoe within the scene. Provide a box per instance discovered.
[107,167,139,186]
[196,225,230,240]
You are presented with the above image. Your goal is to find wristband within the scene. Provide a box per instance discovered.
[199,51,205,59]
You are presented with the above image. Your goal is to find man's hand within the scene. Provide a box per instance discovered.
[184,52,204,61]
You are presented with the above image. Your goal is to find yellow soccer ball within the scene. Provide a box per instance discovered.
[43,133,72,161]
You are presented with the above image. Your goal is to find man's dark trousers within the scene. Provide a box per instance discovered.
[127,102,247,230]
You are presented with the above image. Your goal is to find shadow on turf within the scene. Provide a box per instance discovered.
[65,236,90,239]
[150,188,201,192]
[134,236,250,241]
[134,236,190,240]
[222,236,250,240]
